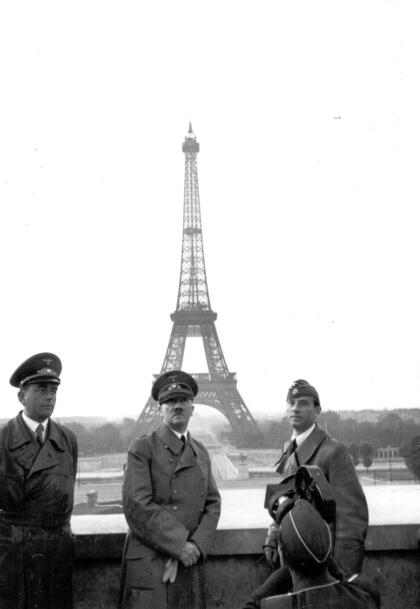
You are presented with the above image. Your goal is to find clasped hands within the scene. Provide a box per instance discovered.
[162,541,200,584]
[180,540,201,566]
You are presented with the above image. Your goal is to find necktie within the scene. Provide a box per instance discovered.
[290,438,299,465]
[35,424,44,446]
[275,439,296,471]
[180,434,186,445]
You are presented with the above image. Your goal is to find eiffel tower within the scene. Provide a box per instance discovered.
[137,124,259,436]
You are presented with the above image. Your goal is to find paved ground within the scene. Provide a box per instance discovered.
[72,481,420,534]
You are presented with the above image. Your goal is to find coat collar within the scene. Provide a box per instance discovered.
[8,412,65,452]
[156,423,186,455]
[8,413,33,449]
[156,423,199,471]
[295,423,328,464]
[276,424,327,474]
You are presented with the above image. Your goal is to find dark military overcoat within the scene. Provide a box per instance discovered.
[121,423,221,609]
[0,413,77,609]
[275,423,368,573]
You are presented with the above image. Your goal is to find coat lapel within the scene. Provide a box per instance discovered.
[156,425,198,472]
[277,425,328,477]
[296,424,327,465]
[7,415,65,477]
[275,440,295,473]
[157,423,184,455]
[27,420,63,478]
[174,439,197,472]
[8,415,39,471]
[8,414,33,450]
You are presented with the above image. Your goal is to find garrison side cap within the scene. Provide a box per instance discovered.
[152,370,198,404]
[10,352,62,388]
[286,379,321,409]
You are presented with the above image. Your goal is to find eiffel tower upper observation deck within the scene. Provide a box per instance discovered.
[137,124,259,435]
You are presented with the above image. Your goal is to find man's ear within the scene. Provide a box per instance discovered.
[18,389,26,406]
[191,405,194,415]
[314,405,321,418]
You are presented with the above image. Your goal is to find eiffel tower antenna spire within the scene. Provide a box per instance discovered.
[138,126,259,435]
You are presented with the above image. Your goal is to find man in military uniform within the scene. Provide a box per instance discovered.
[121,370,221,609]
[241,379,368,608]
[260,499,380,609]
[0,352,78,609]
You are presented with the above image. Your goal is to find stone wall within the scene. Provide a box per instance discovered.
[72,524,420,609]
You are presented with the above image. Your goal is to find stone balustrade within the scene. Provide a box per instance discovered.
[73,521,420,609]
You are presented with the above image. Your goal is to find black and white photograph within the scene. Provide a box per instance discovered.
[0,1,419,608]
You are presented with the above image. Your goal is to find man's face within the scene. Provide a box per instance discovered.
[161,397,194,433]
[286,396,320,434]
[18,382,58,422]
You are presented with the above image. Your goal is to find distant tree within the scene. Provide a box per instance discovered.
[318,411,341,437]
[119,417,139,448]
[401,435,420,481]
[362,455,373,470]
[64,421,95,455]
[398,417,420,448]
[359,441,374,470]
[377,412,403,447]
[223,427,265,449]
[348,443,360,466]
[64,421,87,436]
[358,421,378,449]
[91,423,124,454]
[259,418,290,449]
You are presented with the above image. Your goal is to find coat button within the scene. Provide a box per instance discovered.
[173,506,178,511]
[173,490,178,494]
[168,458,174,463]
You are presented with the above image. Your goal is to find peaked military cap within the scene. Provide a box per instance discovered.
[152,370,198,405]
[286,379,321,409]
[10,352,62,388]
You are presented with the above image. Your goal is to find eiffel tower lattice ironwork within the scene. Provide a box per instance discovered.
[138,124,259,435]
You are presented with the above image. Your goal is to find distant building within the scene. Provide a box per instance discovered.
[377,446,400,459]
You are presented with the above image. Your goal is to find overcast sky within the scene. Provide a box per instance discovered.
[1,1,419,423]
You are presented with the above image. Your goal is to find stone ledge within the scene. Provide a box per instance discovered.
[73,523,420,561]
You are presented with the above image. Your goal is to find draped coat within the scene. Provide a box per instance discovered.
[121,423,221,609]
[0,413,77,609]
[274,424,368,574]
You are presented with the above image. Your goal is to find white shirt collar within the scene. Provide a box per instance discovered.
[292,423,315,446]
[169,427,189,441]
[22,412,49,440]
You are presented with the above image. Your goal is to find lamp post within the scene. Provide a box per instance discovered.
[387,444,393,483]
